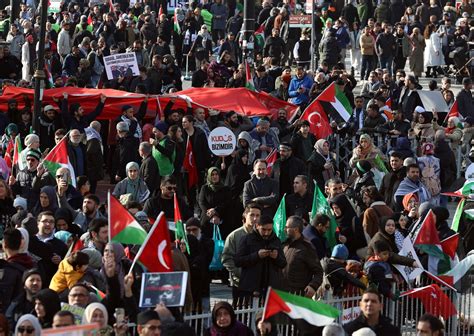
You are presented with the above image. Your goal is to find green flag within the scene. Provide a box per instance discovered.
[374,154,388,173]
[273,194,287,241]
[311,183,337,248]
[201,9,213,31]
[451,198,465,232]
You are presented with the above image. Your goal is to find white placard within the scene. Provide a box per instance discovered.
[207,126,236,156]
[103,52,140,80]
[48,0,62,13]
[341,307,361,324]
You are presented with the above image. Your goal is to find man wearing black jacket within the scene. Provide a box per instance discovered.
[379,151,406,210]
[139,142,160,194]
[344,289,401,335]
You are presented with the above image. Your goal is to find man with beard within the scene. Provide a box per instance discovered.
[235,215,286,298]
[59,194,104,232]
[271,143,306,196]
[290,120,316,162]
[394,164,431,211]
[60,92,106,133]
[283,216,323,296]
[243,160,279,217]
[271,108,294,142]
[379,152,406,210]
[6,269,42,327]
[286,175,313,223]
[67,129,87,178]
[218,111,253,137]
[250,118,279,160]
[6,98,20,125]
[54,167,83,210]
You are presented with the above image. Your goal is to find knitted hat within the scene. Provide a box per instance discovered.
[26,149,41,161]
[154,121,168,134]
[13,196,27,210]
[25,134,39,147]
[5,123,18,136]
[331,244,349,260]
[82,248,103,270]
[11,210,28,226]
[22,268,42,284]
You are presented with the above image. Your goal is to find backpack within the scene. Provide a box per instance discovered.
[421,158,441,196]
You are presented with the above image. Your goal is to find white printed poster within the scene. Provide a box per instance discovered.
[103,52,140,80]
[48,0,62,13]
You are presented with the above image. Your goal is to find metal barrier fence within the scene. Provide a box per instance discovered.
[333,133,465,181]
[183,277,473,335]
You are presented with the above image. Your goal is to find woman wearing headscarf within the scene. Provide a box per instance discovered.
[349,160,375,211]
[189,24,213,68]
[402,192,419,229]
[198,167,231,238]
[225,150,251,232]
[113,162,150,204]
[307,139,338,192]
[367,216,417,270]
[204,301,253,336]
[329,194,367,259]
[82,302,113,336]
[32,186,59,217]
[14,314,41,336]
[33,288,61,328]
[17,227,30,255]
[444,116,463,150]
[409,110,439,144]
[54,208,83,236]
[349,134,386,171]
[101,242,127,297]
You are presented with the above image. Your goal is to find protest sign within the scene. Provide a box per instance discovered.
[207,127,236,156]
[48,0,62,13]
[394,237,424,286]
[60,303,85,325]
[103,52,140,80]
[140,272,188,308]
[341,307,361,324]
[43,323,99,336]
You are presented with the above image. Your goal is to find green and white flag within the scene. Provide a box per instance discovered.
[264,288,339,326]
[273,194,286,241]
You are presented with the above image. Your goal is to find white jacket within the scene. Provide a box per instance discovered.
[57,29,72,56]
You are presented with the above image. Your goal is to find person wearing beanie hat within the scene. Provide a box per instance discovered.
[8,270,43,327]
[5,123,18,137]
[272,141,306,195]
[60,92,106,133]
[320,243,366,297]
[150,121,176,177]
[81,248,103,270]
[13,196,28,211]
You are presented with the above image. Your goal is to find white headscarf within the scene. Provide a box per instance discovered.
[15,314,41,336]
[82,302,109,329]
[17,227,29,254]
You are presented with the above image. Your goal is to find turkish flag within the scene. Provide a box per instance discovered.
[183,139,198,188]
[300,99,332,139]
[137,213,174,273]
[401,284,457,319]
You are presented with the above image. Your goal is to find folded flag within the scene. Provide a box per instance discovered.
[263,288,339,327]
[273,194,287,241]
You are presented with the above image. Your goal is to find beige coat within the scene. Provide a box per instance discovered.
[359,34,375,55]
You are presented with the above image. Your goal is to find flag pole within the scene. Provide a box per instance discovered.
[424,270,457,292]
[128,212,164,275]
[108,191,112,243]
[261,286,272,322]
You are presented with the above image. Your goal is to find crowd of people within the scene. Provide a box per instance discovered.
[0,0,472,334]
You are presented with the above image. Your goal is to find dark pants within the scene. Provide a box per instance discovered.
[361,54,373,80]
[393,56,407,75]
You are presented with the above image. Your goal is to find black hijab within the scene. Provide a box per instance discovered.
[330,194,357,226]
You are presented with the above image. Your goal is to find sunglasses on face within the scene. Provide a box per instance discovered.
[18,327,35,334]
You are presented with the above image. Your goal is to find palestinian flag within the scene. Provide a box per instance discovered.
[451,198,465,231]
[245,60,256,91]
[173,10,181,34]
[89,284,106,301]
[413,210,451,274]
[255,24,265,47]
[108,192,148,245]
[44,64,54,89]
[264,288,339,326]
[439,254,474,286]
[443,178,474,198]
[12,135,24,170]
[42,134,76,187]
[316,82,352,122]
[444,100,460,123]
[174,194,190,254]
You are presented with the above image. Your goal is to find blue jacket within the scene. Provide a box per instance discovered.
[288,74,314,106]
